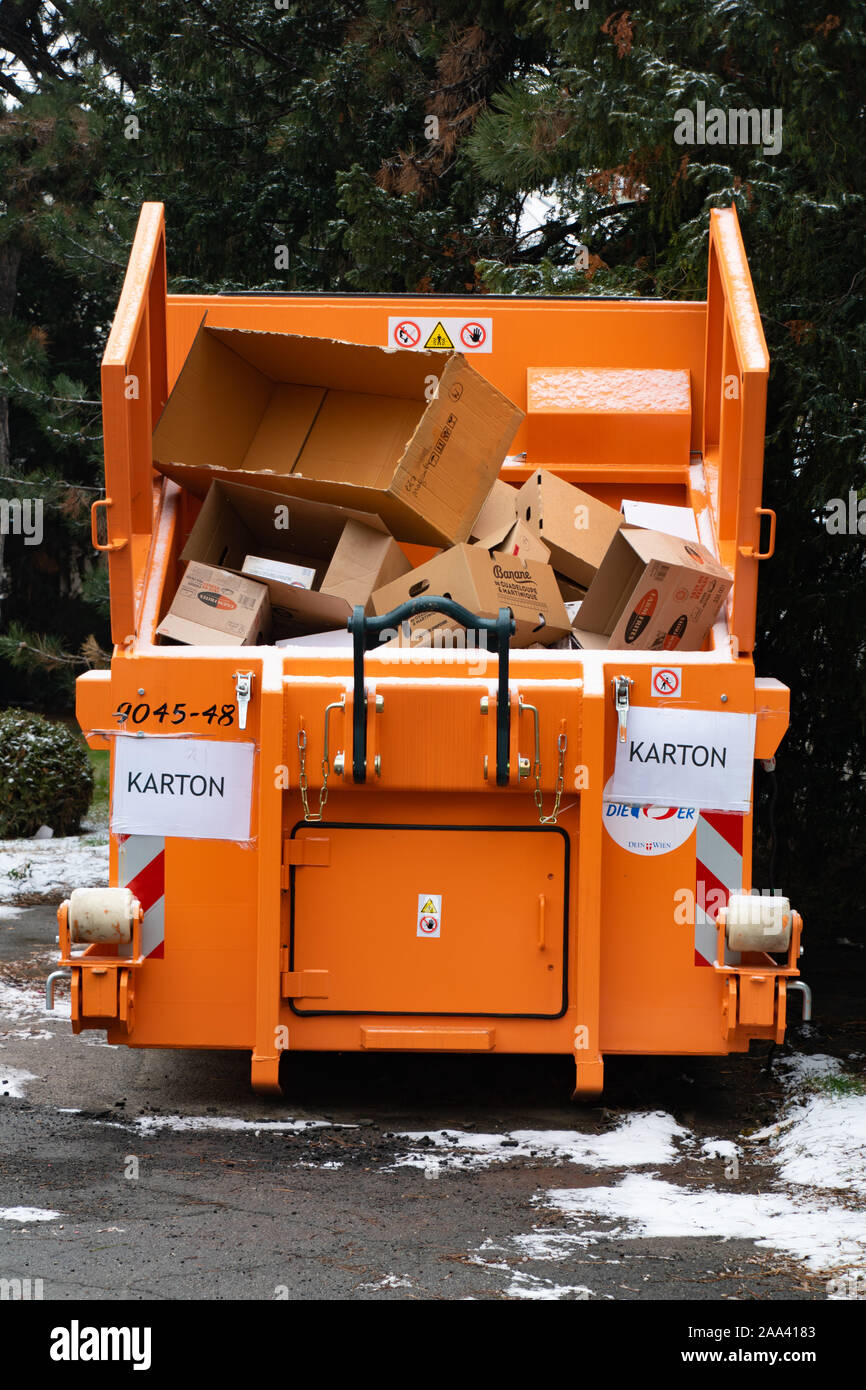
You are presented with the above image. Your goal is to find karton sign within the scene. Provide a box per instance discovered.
[608,708,756,813]
[112,737,255,840]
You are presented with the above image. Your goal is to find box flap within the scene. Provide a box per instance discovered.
[469,478,518,542]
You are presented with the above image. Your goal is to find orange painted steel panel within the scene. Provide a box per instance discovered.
[289,825,568,1017]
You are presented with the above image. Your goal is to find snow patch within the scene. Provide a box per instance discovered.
[0,976,69,1024]
[121,1113,353,1135]
[775,1053,845,1089]
[543,1175,866,1273]
[701,1138,739,1160]
[0,1065,38,1098]
[0,833,109,905]
[359,1274,413,1290]
[764,1095,866,1196]
[392,1111,687,1175]
[0,1206,60,1222]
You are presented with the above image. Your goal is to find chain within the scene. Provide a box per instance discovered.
[534,731,567,825]
[297,728,329,822]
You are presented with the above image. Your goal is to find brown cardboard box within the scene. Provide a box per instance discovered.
[319,518,413,610]
[371,543,571,648]
[157,562,270,646]
[572,527,733,652]
[477,517,551,565]
[515,470,623,589]
[152,324,524,548]
[181,480,411,631]
[469,478,519,541]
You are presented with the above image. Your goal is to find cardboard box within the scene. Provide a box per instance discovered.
[157,562,269,646]
[469,478,518,541]
[371,543,571,648]
[181,480,411,631]
[515,471,622,589]
[242,555,316,588]
[152,324,524,547]
[320,518,412,611]
[572,527,732,652]
[476,517,550,566]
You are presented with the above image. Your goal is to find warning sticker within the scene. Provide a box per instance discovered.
[417,893,442,937]
[387,317,493,353]
[651,666,682,697]
[424,321,454,350]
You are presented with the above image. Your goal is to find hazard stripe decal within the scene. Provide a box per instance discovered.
[117,834,166,959]
[695,813,743,968]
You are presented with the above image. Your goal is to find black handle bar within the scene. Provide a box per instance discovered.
[347,599,515,785]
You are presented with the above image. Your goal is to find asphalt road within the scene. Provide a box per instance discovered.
[0,904,857,1301]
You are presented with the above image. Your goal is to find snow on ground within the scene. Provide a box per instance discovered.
[0,1066,38,1099]
[119,1114,355,1136]
[0,833,109,907]
[359,1274,414,1290]
[541,1176,866,1274]
[0,1207,61,1222]
[392,1111,687,1176]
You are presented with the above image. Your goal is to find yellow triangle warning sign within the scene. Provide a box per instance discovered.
[421,898,437,913]
[424,321,454,350]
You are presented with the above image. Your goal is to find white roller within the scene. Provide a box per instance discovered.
[68,887,137,944]
[724,894,792,953]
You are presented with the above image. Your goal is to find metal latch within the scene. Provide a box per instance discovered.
[612,675,633,743]
[234,671,253,730]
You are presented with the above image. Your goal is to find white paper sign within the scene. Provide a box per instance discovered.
[112,737,255,840]
[608,708,756,813]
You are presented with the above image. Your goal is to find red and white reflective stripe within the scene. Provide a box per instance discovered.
[117,835,165,959]
[695,812,742,967]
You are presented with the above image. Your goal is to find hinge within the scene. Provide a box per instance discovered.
[281,837,330,888]
[281,968,330,1000]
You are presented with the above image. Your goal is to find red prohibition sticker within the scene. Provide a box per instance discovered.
[460,321,487,348]
[651,666,682,697]
[394,320,421,348]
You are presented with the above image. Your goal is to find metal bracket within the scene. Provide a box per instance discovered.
[612,675,633,743]
[234,671,253,730]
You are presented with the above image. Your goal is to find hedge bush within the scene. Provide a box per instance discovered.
[0,709,93,838]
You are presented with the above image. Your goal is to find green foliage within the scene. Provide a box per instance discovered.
[0,708,93,837]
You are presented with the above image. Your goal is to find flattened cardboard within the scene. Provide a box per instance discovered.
[153,324,524,547]
[181,480,404,631]
[157,562,269,646]
[516,470,623,589]
[574,526,732,652]
[371,543,571,648]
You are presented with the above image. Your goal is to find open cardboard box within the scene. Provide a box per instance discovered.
[516,470,623,590]
[177,480,411,635]
[157,561,270,646]
[572,526,732,651]
[153,324,524,548]
[372,543,571,648]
